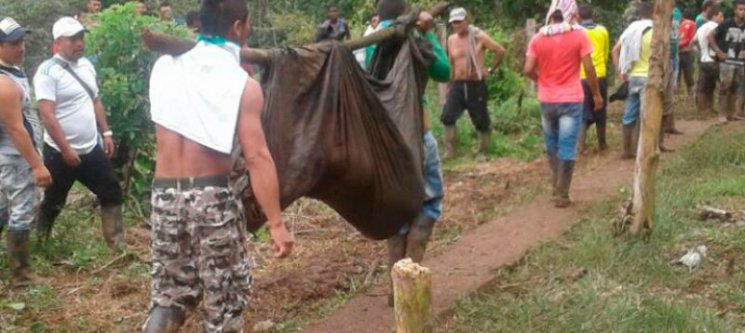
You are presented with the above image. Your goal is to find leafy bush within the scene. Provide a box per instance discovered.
[86,2,189,206]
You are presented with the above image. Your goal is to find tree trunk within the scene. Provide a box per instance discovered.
[629,0,674,237]
[392,258,432,333]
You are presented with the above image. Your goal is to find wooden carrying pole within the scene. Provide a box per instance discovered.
[392,259,433,333]
[142,3,449,65]
[629,0,674,236]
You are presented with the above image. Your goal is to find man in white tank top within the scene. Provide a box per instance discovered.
[144,1,293,332]
[0,16,52,288]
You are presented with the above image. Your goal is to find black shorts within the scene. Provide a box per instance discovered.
[582,78,608,125]
[441,80,491,132]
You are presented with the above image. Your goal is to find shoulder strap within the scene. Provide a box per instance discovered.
[53,58,96,101]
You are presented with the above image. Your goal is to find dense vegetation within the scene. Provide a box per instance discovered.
[0,0,716,208]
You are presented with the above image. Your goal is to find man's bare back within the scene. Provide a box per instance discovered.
[154,125,233,178]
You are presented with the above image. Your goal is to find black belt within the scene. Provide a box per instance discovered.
[152,175,229,190]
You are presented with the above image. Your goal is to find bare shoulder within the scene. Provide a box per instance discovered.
[0,76,19,100]
[241,77,265,115]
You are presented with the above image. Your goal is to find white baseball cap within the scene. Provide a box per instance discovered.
[449,7,467,23]
[0,17,29,42]
[53,17,87,40]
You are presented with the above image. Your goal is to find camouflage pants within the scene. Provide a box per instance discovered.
[147,177,253,333]
[0,154,38,232]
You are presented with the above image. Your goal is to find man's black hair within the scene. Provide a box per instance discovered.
[327,3,338,10]
[736,0,745,8]
[705,3,721,19]
[637,1,654,19]
[377,0,405,21]
[578,4,593,20]
[550,9,564,23]
[186,10,200,27]
[159,1,171,9]
[200,0,249,37]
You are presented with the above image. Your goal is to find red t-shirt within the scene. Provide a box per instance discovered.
[678,19,695,49]
[527,29,593,104]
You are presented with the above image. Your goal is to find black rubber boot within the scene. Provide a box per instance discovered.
[477,131,490,156]
[577,122,588,154]
[101,205,124,250]
[660,115,675,153]
[547,151,559,197]
[143,306,186,333]
[597,121,608,151]
[406,214,436,264]
[387,233,407,307]
[554,160,575,208]
[444,126,457,159]
[665,113,683,135]
[621,123,635,159]
[7,230,35,287]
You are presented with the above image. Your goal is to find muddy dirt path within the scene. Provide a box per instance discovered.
[300,120,715,333]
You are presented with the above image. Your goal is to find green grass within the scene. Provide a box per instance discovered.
[425,87,544,170]
[441,124,745,333]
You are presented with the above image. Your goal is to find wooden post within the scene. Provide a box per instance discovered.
[437,23,448,108]
[525,19,537,94]
[392,258,432,333]
[629,0,674,236]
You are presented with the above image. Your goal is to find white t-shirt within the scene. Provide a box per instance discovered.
[354,25,378,67]
[34,55,100,154]
[150,42,248,154]
[696,21,719,63]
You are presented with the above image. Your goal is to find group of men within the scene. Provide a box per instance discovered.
[0,12,124,293]
[3,0,744,332]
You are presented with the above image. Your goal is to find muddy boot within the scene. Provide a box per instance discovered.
[659,116,674,153]
[7,230,35,288]
[477,131,490,157]
[719,95,730,124]
[577,123,588,154]
[597,122,608,152]
[621,123,636,159]
[101,205,124,250]
[547,151,559,197]
[143,306,186,333]
[406,215,436,264]
[554,160,575,208]
[387,233,406,307]
[665,113,683,135]
[444,126,457,159]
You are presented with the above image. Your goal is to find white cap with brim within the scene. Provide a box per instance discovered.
[0,17,30,42]
[449,7,467,23]
[53,17,87,40]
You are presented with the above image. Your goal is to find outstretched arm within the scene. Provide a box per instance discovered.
[237,79,293,258]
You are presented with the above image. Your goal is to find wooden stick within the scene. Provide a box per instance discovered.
[392,258,433,333]
[629,0,674,236]
[142,2,449,65]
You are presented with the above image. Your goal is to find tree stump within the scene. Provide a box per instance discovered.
[392,258,432,333]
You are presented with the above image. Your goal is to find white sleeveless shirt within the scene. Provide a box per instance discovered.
[149,41,249,154]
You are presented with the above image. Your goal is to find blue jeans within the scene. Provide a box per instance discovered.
[540,103,582,161]
[398,131,444,235]
[623,76,648,125]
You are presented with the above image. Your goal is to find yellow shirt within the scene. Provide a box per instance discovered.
[580,25,609,79]
[629,29,653,78]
